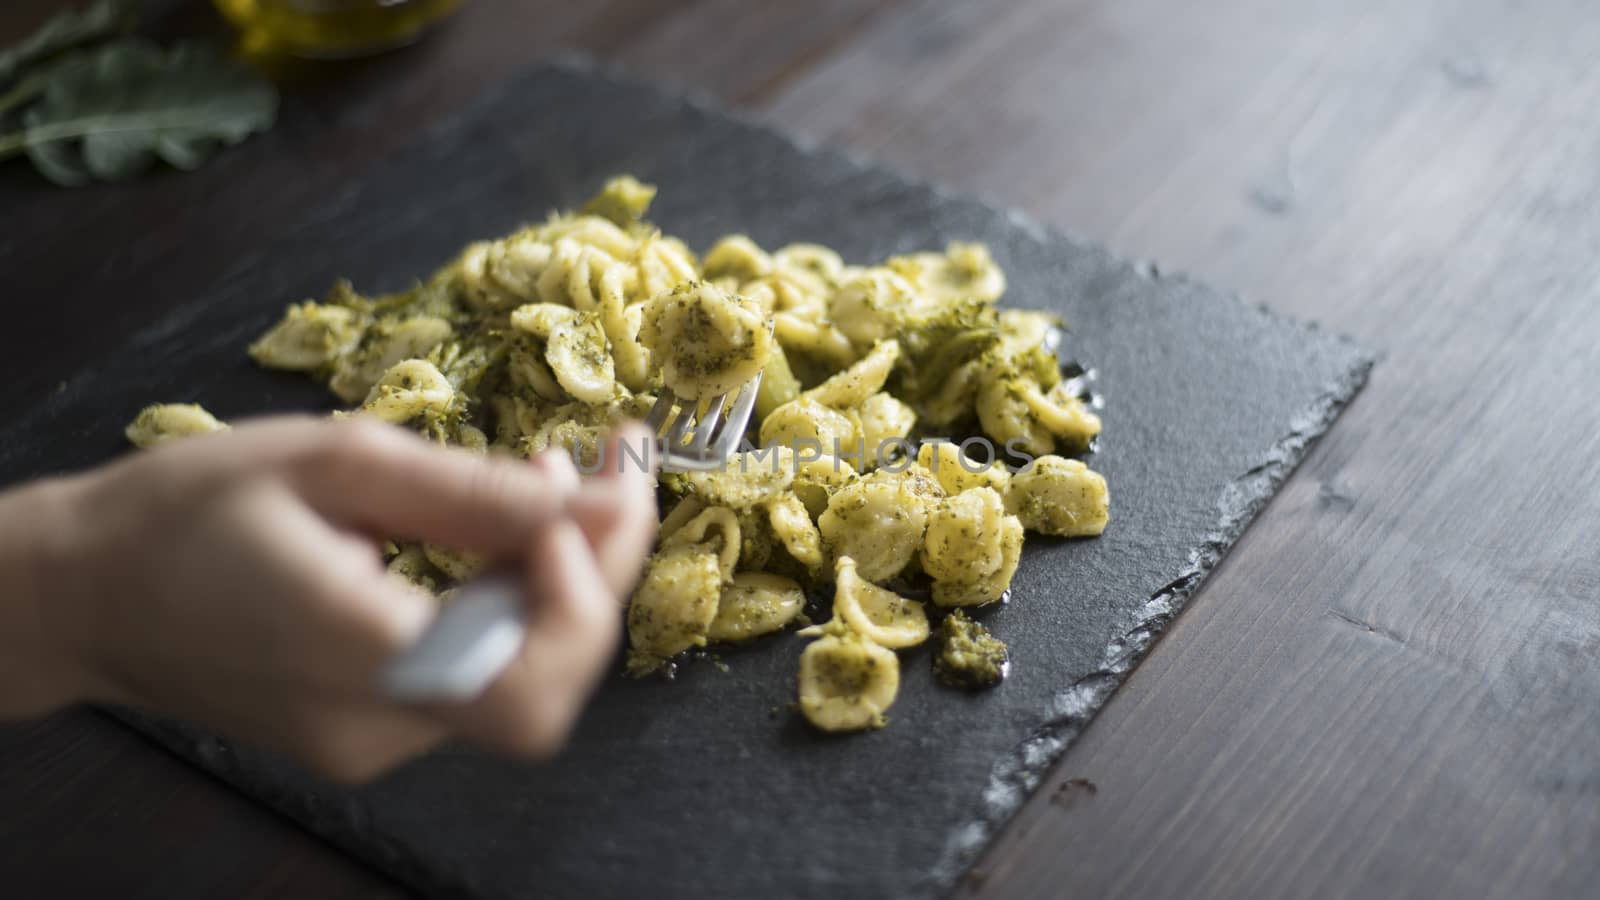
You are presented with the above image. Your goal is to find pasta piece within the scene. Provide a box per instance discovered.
[597,272,653,392]
[976,363,1102,457]
[773,311,855,370]
[804,339,899,410]
[125,403,229,448]
[1024,382,1102,448]
[508,336,570,403]
[509,302,579,338]
[877,462,946,508]
[457,423,489,453]
[1006,455,1110,537]
[535,239,622,311]
[855,392,916,464]
[888,241,1006,307]
[765,493,825,570]
[797,629,900,732]
[736,507,775,571]
[544,312,616,404]
[826,555,929,649]
[360,359,455,424]
[387,543,444,593]
[659,495,708,540]
[997,309,1061,357]
[931,512,1024,608]
[707,573,806,643]
[627,545,723,667]
[460,235,555,310]
[248,302,365,371]
[754,345,803,420]
[580,174,657,227]
[829,269,917,349]
[916,440,1011,495]
[920,487,1008,584]
[792,451,857,519]
[664,449,796,509]
[660,505,741,582]
[819,478,929,582]
[772,242,845,289]
[703,234,773,283]
[639,281,772,402]
[917,358,985,429]
[329,315,453,403]
[759,396,860,455]
[423,544,485,582]
[540,213,639,261]
[635,234,700,302]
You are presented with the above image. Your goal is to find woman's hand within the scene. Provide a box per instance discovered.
[0,416,658,782]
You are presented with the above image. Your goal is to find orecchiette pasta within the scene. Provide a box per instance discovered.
[796,627,900,732]
[386,544,444,593]
[932,513,1024,608]
[920,487,1009,585]
[764,494,825,571]
[248,302,364,371]
[1005,455,1110,537]
[360,358,455,424]
[130,174,1111,735]
[627,546,724,671]
[329,314,453,404]
[707,573,807,644]
[639,281,772,402]
[822,556,929,649]
[125,403,230,448]
[916,440,1011,496]
[818,478,930,583]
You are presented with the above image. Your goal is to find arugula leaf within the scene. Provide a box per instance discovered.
[0,0,137,88]
[0,39,278,186]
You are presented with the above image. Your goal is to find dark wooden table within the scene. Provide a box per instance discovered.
[3,1,1597,897]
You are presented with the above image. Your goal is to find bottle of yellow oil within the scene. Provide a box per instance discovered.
[214,0,466,58]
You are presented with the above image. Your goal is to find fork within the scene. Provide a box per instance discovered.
[381,365,765,703]
[643,372,765,471]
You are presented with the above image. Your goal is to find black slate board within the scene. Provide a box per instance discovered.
[0,58,1373,900]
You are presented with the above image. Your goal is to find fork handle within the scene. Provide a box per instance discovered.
[380,574,527,703]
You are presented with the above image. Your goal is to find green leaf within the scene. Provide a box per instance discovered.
[0,39,278,186]
[0,0,137,88]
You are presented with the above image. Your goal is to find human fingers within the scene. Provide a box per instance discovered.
[528,447,581,493]
[426,520,618,757]
[288,419,576,558]
[568,423,659,598]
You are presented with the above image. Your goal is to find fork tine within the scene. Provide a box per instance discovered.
[664,402,697,448]
[644,390,676,434]
[687,392,728,454]
[712,375,761,459]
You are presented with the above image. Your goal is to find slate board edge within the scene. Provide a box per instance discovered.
[69,53,1378,900]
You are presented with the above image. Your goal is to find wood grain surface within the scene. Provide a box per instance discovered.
[2,1,1596,898]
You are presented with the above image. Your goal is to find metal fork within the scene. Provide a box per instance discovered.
[381,365,765,703]
[643,372,764,471]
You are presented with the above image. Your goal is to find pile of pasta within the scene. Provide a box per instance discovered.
[126,176,1111,733]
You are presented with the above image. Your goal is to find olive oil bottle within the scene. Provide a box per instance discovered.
[214,0,466,58]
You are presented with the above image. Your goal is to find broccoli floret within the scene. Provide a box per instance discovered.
[933,610,1009,688]
[580,174,657,228]
[892,297,1000,412]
